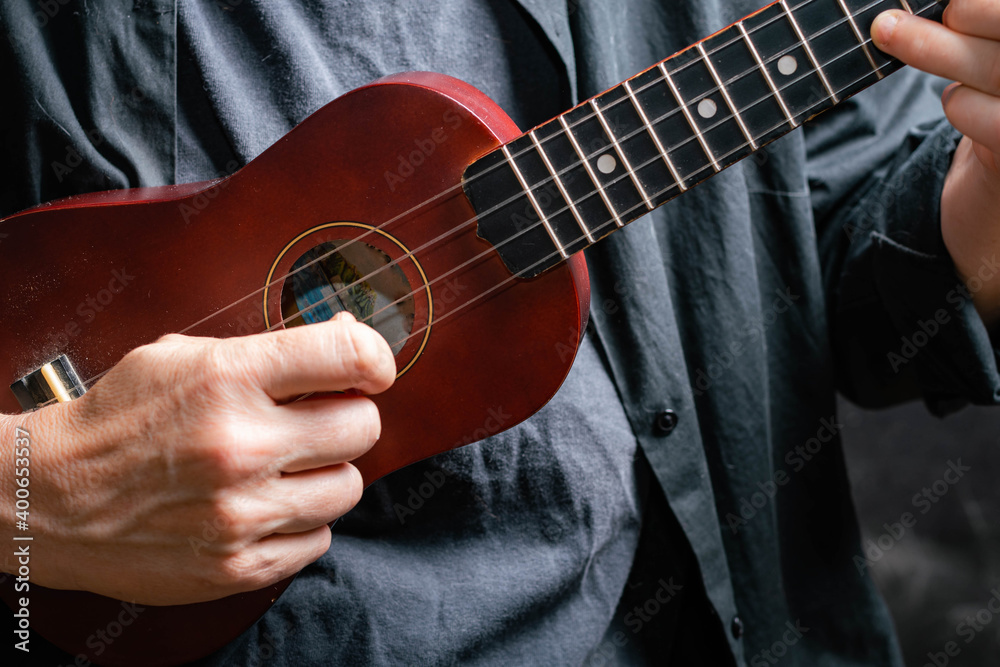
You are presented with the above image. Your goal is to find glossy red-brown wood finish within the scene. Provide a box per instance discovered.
[0,72,589,665]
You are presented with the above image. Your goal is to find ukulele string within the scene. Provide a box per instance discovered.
[268,13,930,337]
[249,0,915,334]
[50,0,935,404]
[65,46,914,413]
[172,0,902,339]
[351,50,925,357]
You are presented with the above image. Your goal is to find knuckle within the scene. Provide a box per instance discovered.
[210,496,248,538]
[307,528,333,562]
[127,336,228,400]
[360,399,382,448]
[215,550,267,590]
[121,339,163,372]
[184,340,250,405]
[199,340,237,385]
[341,464,365,508]
[156,332,189,347]
[199,418,258,479]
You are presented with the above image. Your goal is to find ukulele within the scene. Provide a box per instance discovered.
[0,0,948,663]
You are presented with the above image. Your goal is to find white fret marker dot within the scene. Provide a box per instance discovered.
[778,55,798,76]
[597,154,617,174]
[697,98,717,119]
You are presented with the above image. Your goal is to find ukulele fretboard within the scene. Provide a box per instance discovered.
[465,0,947,278]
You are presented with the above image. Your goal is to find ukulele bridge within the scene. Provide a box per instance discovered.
[10,355,87,411]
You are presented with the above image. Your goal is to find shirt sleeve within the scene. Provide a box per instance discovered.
[807,66,1000,415]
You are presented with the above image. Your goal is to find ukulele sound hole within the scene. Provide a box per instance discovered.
[280,240,415,355]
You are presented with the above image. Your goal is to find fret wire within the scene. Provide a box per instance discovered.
[623,79,687,193]
[468,2,945,282]
[516,9,909,238]
[469,0,935,272]
[659,62,721,173]
[737,22,798,128]
[779,0,840,103]
[528,130,595,244]
[695,42,758,151]
[536,0,887,171]
[834,0,884,78]
[60,0,946,381]
[410,48,926,336]
[468,0,884,204]
[579,23,918,222]
[521,56,912,279]
[557,115,625,228]
[589,99,655,211]
[500,144,568,259]
[513,30,914,261]
[899,0,914,13]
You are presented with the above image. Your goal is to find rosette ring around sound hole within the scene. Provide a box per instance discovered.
[263,221,433,378]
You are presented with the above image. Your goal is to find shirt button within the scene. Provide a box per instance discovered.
[653,409,679,436]
[730,615,744,639]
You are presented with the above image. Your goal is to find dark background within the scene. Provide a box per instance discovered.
[841,397,1000,666]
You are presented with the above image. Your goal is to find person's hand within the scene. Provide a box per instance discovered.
[0,312,395,605]
[873,0,1000,328]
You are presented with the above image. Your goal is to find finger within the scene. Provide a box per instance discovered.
[942,82,1000,158]
[226,525,334,595]
[271,395,381,473]
[259,463,365,535]
[871,10,1000,95]
[943,0,1000,42]
[238,312,396,401]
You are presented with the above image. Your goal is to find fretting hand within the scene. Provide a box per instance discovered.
[874,0,1000,328]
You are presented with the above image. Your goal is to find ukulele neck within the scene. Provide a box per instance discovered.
[465,0,948,278]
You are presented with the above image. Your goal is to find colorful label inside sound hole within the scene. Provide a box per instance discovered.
[280,239,415,355]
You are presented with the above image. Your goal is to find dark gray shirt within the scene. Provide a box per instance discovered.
[2,1,996,666]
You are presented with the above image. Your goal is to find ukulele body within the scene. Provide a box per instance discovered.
[0,72,588,666]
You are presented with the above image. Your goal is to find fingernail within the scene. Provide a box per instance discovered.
[872,11,901,47]
[942,82,960,107]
